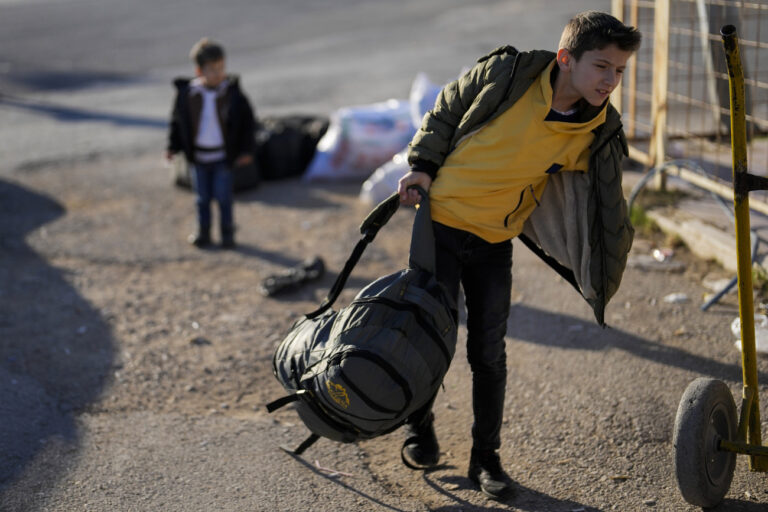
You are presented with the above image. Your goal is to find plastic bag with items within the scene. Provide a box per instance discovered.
[409,72,443,129]
[358,149,409,205]
[303,99,415,182]
[358,73,444,204]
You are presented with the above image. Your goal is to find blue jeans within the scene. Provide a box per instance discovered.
[192,161,234,232]
[411,221,512,451]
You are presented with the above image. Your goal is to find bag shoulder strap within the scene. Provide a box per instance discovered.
[265,389,311,412]
[306,186,433,319]
[285,433,320,455]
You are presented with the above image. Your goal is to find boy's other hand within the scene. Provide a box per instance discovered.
[165,150,175,162]
[398,171,432,206]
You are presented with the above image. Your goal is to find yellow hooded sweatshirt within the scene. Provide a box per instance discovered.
[429,60,607,243]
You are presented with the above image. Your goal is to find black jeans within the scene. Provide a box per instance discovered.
[410,221,512,452]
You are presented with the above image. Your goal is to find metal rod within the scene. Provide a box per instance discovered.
[719,439,768,458]
[721,24,765,472]
[737,386,755,443]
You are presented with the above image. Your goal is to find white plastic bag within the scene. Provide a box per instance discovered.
[731,314,768,354]
[359,148,410,205]
[409,72,442,129]
[303,99,416,182]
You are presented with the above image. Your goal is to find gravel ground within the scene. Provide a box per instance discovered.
[5,0,767,509]
[2,150,768,511]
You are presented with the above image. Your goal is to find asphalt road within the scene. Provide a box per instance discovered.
[0,0,601,171]
[4,1,768,511]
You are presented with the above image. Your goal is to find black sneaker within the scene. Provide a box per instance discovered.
[188,230,211,248]
[401,412,439,469]
[221,228,236,249]
[468,449,515,501]
[220,234,236,249]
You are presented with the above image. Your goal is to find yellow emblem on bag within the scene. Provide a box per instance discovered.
[325,380,350,409]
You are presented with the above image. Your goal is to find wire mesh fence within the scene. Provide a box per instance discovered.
[614,0,768,208]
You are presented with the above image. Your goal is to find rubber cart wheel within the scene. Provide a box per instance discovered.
[673,377,737,508]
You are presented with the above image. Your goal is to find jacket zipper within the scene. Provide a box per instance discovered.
[592,125,623,155]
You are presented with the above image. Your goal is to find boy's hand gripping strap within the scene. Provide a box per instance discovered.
[306,186,431,319]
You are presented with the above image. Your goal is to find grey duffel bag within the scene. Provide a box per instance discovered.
[267,187,457,454]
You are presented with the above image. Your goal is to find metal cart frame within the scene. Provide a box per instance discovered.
[674,25,768,508]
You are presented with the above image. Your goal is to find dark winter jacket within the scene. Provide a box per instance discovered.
[167,75,256,166]
[408,46,633,326]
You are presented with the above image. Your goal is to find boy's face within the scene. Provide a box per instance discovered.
[196,59,226,88]
[557,45,632,107]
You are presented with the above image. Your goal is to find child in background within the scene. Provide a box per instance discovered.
[166,37,256,248]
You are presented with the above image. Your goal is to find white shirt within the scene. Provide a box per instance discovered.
[190,78,228,163]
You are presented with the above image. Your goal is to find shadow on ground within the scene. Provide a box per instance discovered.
[1,69,144,92]
[0,93,166,129]
[508,304,757,384]
[282,450,415,512]
[0,179,114,506]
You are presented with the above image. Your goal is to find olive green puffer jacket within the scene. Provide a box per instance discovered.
[408,46,633,326]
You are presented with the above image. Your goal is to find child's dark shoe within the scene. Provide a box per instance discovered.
[220,228,236,249]
[468,449,515,501]
[188,229,211,248]
[401,412,439,469]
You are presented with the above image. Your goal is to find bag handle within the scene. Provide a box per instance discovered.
[407,187,435,275]
[306,186,432,319]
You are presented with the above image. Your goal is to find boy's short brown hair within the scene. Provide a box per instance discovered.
[189,37,226,68]
[559,11,641,61]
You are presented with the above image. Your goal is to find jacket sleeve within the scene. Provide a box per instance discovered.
[167,95,182,153]
[407,58,492,176]
[236,94,257,157]
[599,131,634,303]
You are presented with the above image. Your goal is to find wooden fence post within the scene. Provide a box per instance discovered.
[651,0,670,189]
[611,0,625,114]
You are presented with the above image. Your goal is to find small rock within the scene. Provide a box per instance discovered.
[190,336,211,346]
[628,254,686,273]
[643,498,656,506]
[663,292,689,304]
[652,247,674,262]
[185,385,197,392]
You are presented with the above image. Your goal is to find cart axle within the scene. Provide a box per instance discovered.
[718,438,768,467]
